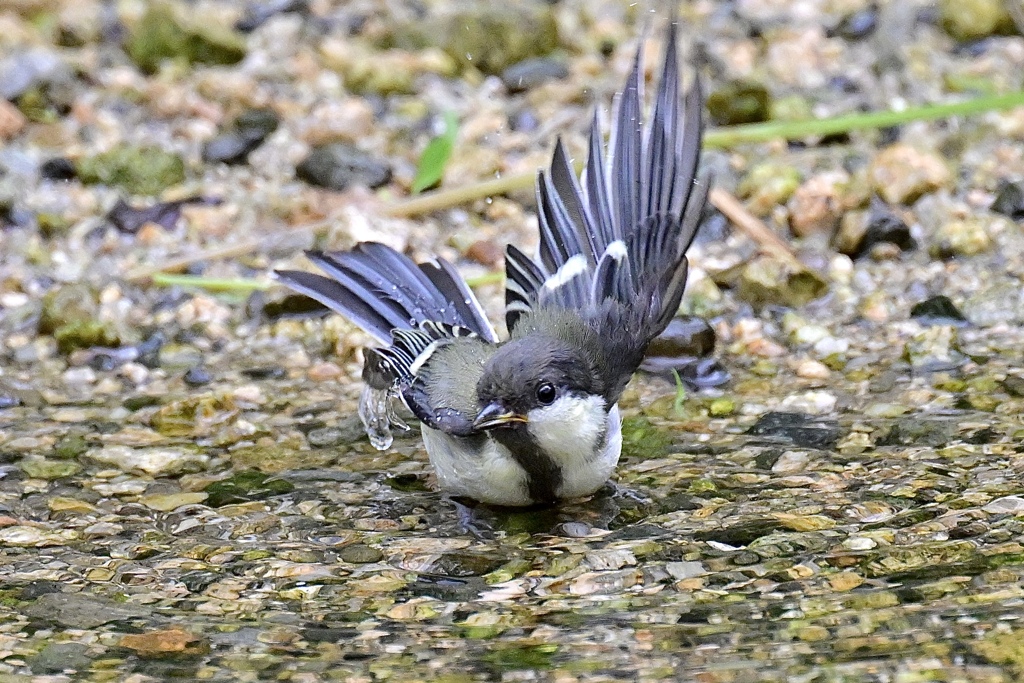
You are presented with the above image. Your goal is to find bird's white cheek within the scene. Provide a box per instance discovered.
[527,394,607,465]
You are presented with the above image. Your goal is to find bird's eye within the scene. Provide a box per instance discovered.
[536,383,557,405]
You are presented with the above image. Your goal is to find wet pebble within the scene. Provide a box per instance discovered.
[931,216,994,258]
[0,100,26,140]
[501,57,568,93]
[869,144,951,204]
[837,200,915,259]
[307,422,364,447]
[707,79,770,125]
[184,366,214,386]
[0,525,78,547]
[39,156,77,180]
[202,109,280,165]
[982,496,1024,514]
[235,0,308,32]
[771,450,810,474]
[833,7,879,40]
[990,179,1024,219]
[339,544,384,564]
[296,143,392,190]
[910,295,968,326]
[665,561,707,580]
[86,445,210,476]
[27,642,91,675]
[779,390,837,415]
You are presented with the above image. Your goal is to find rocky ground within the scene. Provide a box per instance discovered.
[3,0,1024,680]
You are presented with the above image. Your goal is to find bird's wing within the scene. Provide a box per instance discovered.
[503,21,708,401]
[276,242,499,447]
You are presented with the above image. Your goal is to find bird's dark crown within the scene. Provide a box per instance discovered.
[476,335,603,414]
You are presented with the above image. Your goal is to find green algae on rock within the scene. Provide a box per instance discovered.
[125,1,246,74]
[76,145,185,195]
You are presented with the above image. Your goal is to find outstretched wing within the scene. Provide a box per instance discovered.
[504,21,708,401]
[276,242,498,447]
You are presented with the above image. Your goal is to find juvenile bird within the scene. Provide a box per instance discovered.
[276,22,708,506]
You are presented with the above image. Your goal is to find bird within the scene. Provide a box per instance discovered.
[275,21,708,507]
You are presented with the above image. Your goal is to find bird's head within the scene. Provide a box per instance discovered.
[472,335,606,438]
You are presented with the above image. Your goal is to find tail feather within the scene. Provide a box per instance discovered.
[505,20,706,345]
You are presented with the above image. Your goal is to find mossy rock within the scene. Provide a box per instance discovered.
[77,145,185,195]
[39,284,121,354]
[707,80,770,126]
[391,4,559,75]
[938,0,1015,42]
[125,1,247,75]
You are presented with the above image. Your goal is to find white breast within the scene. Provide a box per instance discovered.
[537,401,621,499]
[420,403,622,506]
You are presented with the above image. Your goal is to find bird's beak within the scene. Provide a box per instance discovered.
[473,401,527,430]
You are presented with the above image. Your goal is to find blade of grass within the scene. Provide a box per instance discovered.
[150,273,272,292]
[411,111,459,194]
[387,91,1024,217]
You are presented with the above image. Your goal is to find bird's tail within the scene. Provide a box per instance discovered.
[504,20,707,340]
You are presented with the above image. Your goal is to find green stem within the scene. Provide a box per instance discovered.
[150,273,271,292]
[703,91,1024,148]
[386,91,1024,217]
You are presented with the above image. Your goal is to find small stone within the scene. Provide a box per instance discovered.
[202,109,280,165]
[990,179,1024,219]
[737,161,802,215]
[707,79,770,125]
[307,422,364,448]
[204,469,294,507]
[869,144,951,205]
[39,156,77,180]
[19,455,81,480]
[910,295,968,326]
[0,99,27,140]
[788,171,848,238]
[296,143,392,191]
[235,0,308,32]
[795,359,830,380]
[77,145,185,196]
[828,571,866,591]
[836,200,915,259]
[665,561,707,580]
[0,525,78,547]
[140,492,209,511]
[119,628,208,658]
[501,57,568,93]
[903,325,966,371]
[779,390,837,415]
[339,544,384,564]
[771,450,809,474]
[931,217,993,258]
[307,361,342,381]
[734,255,829,308]
[126,1,246,74]
[646,316,717,360]
[27,642,91,675]
[938,0,1014,41]
[183,366,213,386]
[833,8,878,40]
[464,239,503,267]
[746,411,841,449]
[708,397,735,417]
[982,496,1024,514]
[86,445,209,476]
[406,5,560,75]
